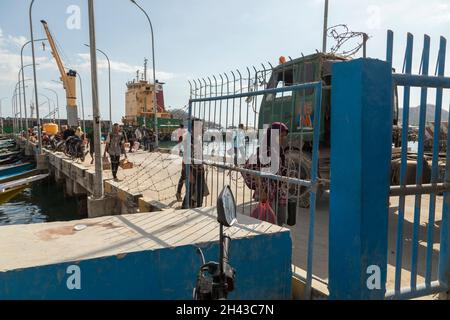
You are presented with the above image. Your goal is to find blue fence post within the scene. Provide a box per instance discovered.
[329,58,392,300]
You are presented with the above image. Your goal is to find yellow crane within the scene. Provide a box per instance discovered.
[40,20,78,127]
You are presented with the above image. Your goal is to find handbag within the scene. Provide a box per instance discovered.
[102,154,111,170]
[250,201,276,224]
[119,159,133,169]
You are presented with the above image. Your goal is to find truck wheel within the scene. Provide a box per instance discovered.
[285,150,323,208]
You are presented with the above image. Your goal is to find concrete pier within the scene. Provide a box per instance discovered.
[15,137,253,218]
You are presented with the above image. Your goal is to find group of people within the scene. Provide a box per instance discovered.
[123,126,156,153]
[26,118,292,226]
[103,124,159,180]
[175,120,291,226]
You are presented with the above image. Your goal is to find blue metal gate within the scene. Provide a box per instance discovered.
[386,30,450,299]
[184,62,323,299]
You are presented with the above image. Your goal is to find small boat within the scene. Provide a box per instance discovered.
[0,140,15,148]
[0,173,49,204]
[0,169,41,184]
[0,185,27,204]
[0,151,21,160]
[0,162,35,180]
[0,156,22,166]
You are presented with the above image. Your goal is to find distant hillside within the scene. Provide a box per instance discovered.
[169,108,189,121]
[169,108,220,129]
[399,105,449,126]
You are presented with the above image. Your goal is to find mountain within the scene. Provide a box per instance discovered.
[168,108,220,129]
[398,105,449,126]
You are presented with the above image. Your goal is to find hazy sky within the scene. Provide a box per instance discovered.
[0,0,449,122]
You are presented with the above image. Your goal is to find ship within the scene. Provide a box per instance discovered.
[122,59,180,141]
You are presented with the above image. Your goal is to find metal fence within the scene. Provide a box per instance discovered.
[386,30,450,299]
[184,60,323,299]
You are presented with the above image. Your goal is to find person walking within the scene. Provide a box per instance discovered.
[104,123,127,180]
[232,123,246,166]
[87,130,95,164]
[141,126,150,151]
[181,119,209,209]
[148,129,155,152]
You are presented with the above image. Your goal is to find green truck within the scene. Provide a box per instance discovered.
[258,53,400,207]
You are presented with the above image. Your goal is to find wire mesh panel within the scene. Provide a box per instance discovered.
[181,56,331,298]
[386,30,450,299]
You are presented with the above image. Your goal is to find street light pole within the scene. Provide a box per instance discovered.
[12,93,17,134]
[77,73,86,133]
[84,44,111,132]
[130,0,159,148]
[38,93,53,122]
[17,71,23,133]
[88,0,104,199]
[0,97,7,134]
[14,80,28,133]
[29,0,43,153]
[21,38,45,134]
[44,88,60,127]
[18,64,37,134]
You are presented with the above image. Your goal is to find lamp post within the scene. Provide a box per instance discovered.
[44,88,60,127]
[12,93,18,134]
[21,38,45,134]
[130,0,159,148]
[18,63,38,133]
[0,97,7,134]
[29,0,43,153]
[14,80,30,133]
[50,80,65,126]
[77,73,86,133]
[38,93,53,122]
[84,44,111,132]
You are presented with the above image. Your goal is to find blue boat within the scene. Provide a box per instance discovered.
[0,163,35,180]
[0,151,20,160]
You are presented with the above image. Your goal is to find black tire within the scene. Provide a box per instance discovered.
[285,150,323,208]
[56,142,65,152]
[80,147,86,162]
[63,145,70,157]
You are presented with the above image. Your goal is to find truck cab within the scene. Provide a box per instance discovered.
[257,53,399,206]
[258,53,348,153]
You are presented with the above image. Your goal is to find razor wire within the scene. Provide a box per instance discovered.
[327,24,369,57]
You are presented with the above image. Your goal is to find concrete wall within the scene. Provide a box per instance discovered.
[0,232,291,300]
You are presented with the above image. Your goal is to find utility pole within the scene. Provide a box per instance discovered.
[322,0,329,53]
[363,33,369,58]
[21,38,46,135]
[77,73,86,133]
[0,97,7,134]
[29,0,43,153]
[88,0,104,199]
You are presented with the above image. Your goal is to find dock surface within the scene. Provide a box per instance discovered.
[0,208,292,299]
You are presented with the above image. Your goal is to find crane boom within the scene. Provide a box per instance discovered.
[40,20,78,127]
